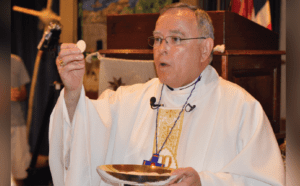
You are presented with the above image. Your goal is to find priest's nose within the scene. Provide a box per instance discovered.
[156,39,169,55]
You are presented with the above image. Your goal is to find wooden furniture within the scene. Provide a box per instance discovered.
[99,11,285,137]
[212,50,284,134]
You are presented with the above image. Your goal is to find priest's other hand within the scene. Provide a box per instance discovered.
[56,43,85,93]
[168,167,201,186]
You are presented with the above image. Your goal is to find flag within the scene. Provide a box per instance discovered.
[231,0,272,30]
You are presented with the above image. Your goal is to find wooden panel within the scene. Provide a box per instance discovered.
[214,50,286,55]
[211,55,222,76]
[227,55,281,133]
[107,13,159,49]
[227,55,280,72]
[224,11,279,50]
[233,72,280,133]
[206,11,224,46]
[99,49,153,54]
[221,55,229,79]
[207,11,279,50]
[107,11,279,50]
[233,71,273,117]
[104,53,153,60]
[99,49,153,60]
[212,53,281,133]
[98,49,285,60]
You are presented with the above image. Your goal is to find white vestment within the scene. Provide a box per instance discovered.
[49,65,285,186]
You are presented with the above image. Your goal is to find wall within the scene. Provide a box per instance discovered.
[286,0,300,185]
[60,0,78,43]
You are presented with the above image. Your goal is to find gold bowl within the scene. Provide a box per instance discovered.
[97,164,176,185]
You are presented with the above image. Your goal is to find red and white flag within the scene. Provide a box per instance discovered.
[231,0,272,30]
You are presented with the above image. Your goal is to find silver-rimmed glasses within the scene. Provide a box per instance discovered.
[148,36,206,47]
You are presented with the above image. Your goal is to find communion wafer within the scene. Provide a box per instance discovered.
[77,40,86,53]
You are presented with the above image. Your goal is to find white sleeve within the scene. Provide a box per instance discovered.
[199,102,285,186]
[49,87,70,185]
[49,86,118,186]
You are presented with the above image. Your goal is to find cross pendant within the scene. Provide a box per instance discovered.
[143,153,165,167]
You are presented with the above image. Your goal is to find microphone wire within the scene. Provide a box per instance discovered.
[155,84,164,154]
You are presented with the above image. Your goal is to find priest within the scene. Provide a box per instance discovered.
[49,3,285,186]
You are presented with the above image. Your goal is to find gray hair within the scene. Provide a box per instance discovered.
[160,3,214,62]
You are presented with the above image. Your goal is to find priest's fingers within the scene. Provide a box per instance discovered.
[56,53,84,68]
[60,43,77,49]
[57,59,85,71]
[57,43,83,70]
[56,43,85,103]
[55,55,85,92]
[168,167,201,186]
[168,174,185,185]
[59,44,82,58]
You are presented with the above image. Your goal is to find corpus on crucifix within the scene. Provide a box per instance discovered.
[13,0,61,30]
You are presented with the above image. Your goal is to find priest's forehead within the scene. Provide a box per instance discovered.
[153,29,187,37]
[157,4,214,40]
[154,8,200,37]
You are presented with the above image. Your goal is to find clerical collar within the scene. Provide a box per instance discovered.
[166,76,201,91]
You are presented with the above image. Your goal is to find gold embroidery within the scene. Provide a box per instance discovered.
[161,155,172,168]
[153,108,184,169]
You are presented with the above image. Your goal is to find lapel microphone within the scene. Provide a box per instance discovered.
[150,97,164,109]
[185,103,196,112]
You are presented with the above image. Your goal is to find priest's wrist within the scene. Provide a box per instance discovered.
[64,84,82,122]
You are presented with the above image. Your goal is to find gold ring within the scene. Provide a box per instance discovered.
[59,59,64,67]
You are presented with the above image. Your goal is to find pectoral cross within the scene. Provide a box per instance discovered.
[143,153,165,167]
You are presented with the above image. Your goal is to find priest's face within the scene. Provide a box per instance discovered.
[153,8,207,88]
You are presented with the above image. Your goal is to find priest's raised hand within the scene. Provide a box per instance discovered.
[56,43,85,121]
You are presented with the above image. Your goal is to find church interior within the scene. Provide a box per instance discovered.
[11,0,288,185]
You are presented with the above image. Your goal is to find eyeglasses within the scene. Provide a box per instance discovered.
[148,36,206,47]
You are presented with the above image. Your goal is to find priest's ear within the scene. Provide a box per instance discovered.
[199,38,214,63]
